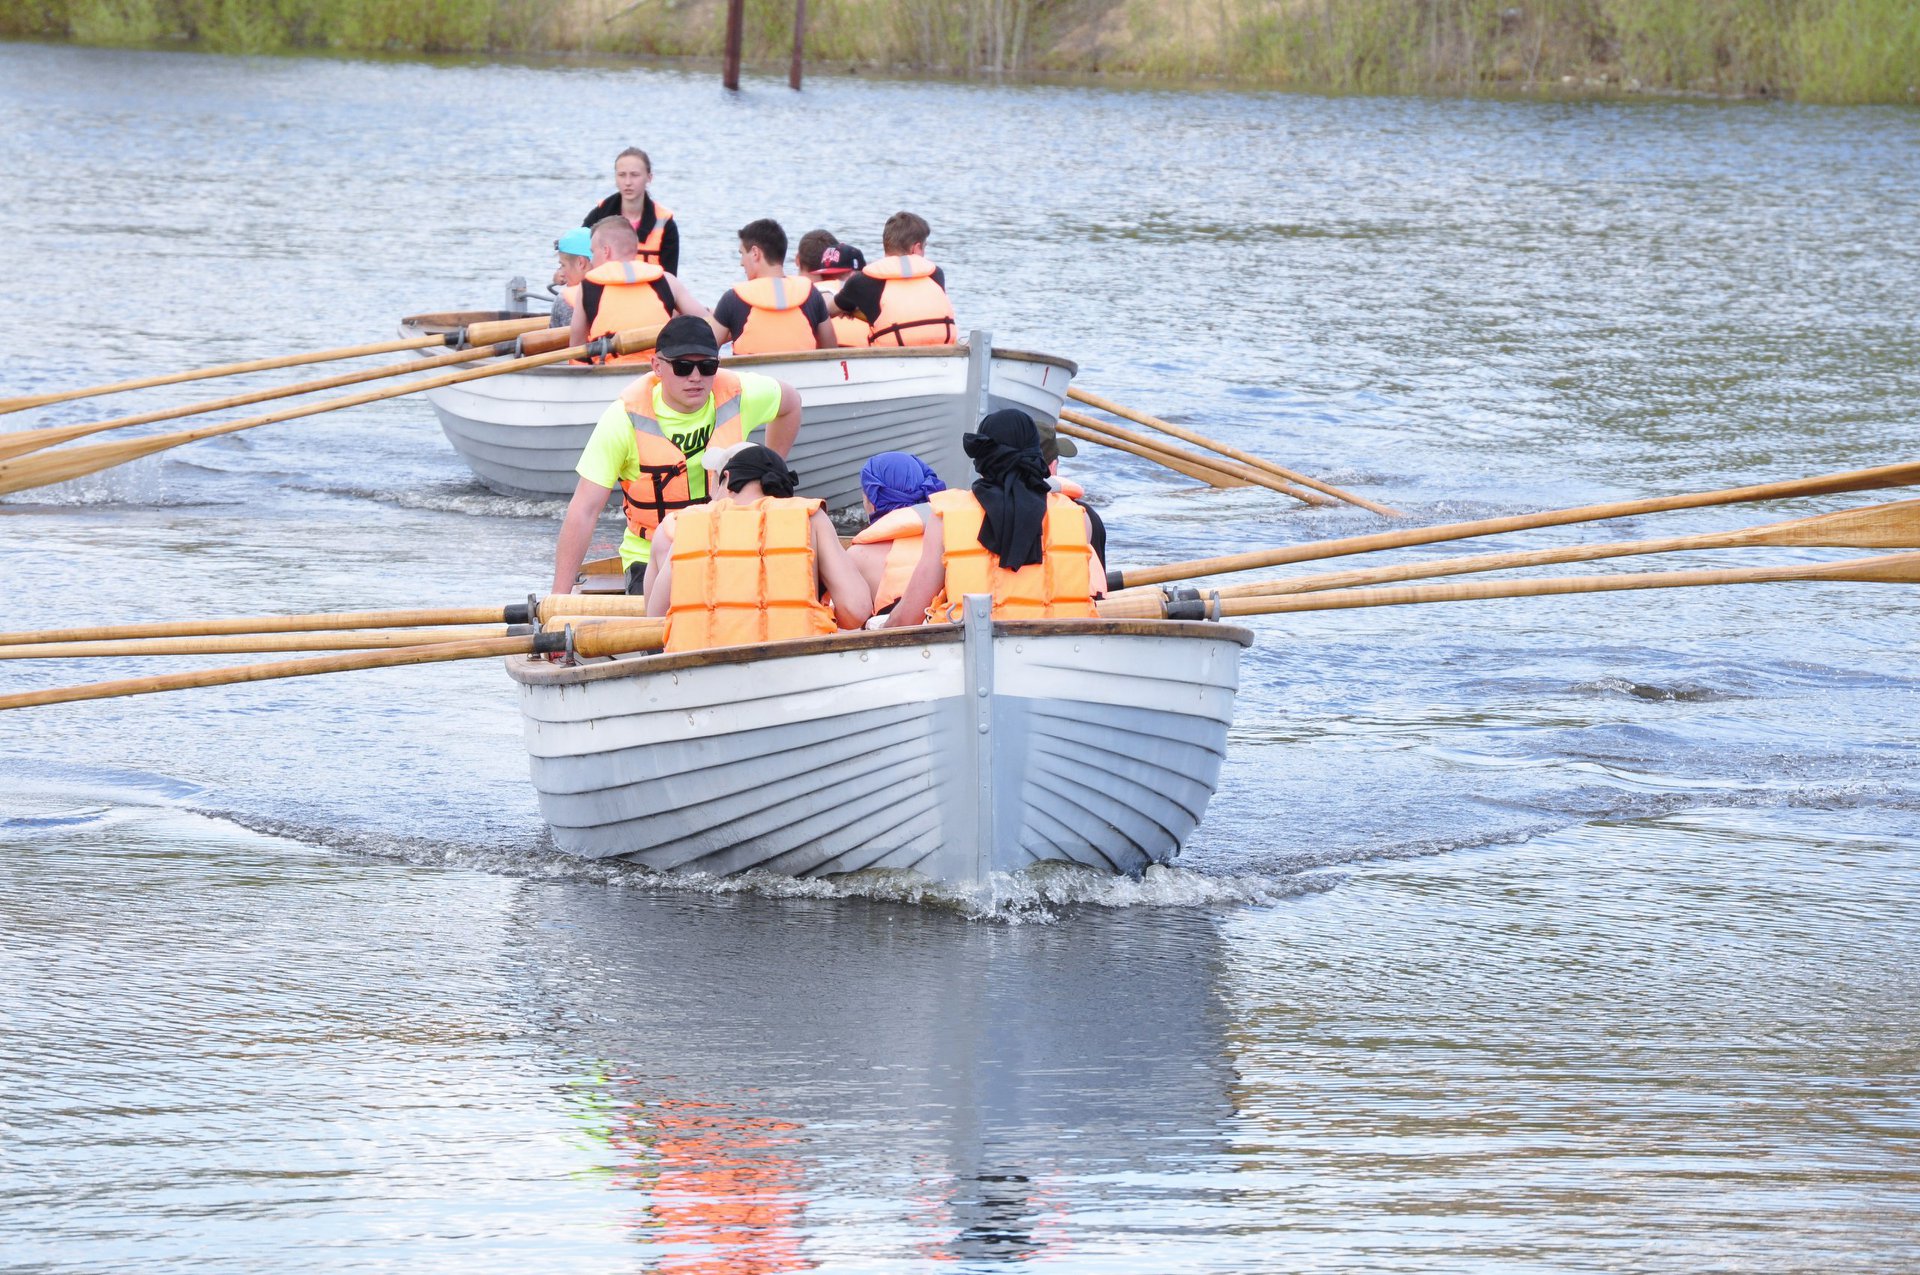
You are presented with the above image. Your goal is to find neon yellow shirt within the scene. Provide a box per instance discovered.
[575,371,783,566]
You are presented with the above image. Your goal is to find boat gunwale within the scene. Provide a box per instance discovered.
[399,311,1078,378]
[507,618,1254,688]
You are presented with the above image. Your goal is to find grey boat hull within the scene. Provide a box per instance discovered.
[400,312,1077,509]
[507,602,1251,887]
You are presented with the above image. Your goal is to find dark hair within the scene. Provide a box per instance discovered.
[882,210,931,255]
[795,228,836,273]
[614,147,651,172]
[737,218,787,265]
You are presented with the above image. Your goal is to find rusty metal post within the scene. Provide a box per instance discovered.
[723,0,744,90]
[789,0,806,90]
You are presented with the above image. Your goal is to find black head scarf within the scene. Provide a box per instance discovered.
[720,444,799,498]
[962,409,1051,571]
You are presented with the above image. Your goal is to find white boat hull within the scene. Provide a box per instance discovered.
[507,602,1250,887]
[401,313,1076,509]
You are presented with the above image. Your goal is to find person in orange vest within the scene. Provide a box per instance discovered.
[847,452,946,622]
[548,315,803,597]
[581,146,679,275]
[828,211,957,347]
[1034,413,1107,567]
[880,410,1105,628]
[797,233,873,348]
[546,226,593,330]
[642,442,871,650]
[710,219,838,356]
[567,217,711,365]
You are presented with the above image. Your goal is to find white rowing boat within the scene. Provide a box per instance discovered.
[398,311,1078,510]
[507,597,1252,887]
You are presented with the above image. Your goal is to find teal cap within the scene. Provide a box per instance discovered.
[555,227,592,257]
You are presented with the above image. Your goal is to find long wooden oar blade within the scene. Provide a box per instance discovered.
[0,324,660,498]
[1056,416,1251,489]
[0,627,523,659]
[1199,498,1920,600]
[1067,386,1406,517]
[1209,551,1920,618]
[0,617,665,712]
[0,592,651,647]
[1111,460,1920,590]
[0,328,574,462]
[0,316,547,417]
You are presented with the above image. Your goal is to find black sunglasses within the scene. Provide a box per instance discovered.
[666,356,720,377]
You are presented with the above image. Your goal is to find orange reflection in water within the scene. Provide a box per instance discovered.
[603,1090,812,1274]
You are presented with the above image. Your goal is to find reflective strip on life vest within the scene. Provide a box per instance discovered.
[617,372,747,541]
[863,255,956,347]
[665,496,838,652]
[730,276,821,357]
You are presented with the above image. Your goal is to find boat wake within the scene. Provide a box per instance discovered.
[292,479,568,519]
[206,809,1329,923]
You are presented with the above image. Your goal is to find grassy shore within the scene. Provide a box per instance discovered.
[4,0,1915,103]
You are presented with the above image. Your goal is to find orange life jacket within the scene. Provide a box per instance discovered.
[1050,476,1086,500]
[665,496,838,652]
[634,202,674,266]
[616,372,747,544]
[829,313,871,348]
[863,256,956,347]
[926,490,1096,621]
[728,276,821,356]
[849,503,932,613]
[583,259,677,365]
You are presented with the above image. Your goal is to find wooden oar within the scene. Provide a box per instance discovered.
[1068,387,1405,517]
[0,627,523,659]
[0,325,661,498]
[0,617,667,712]
[1109,459,1920,590]
[1152,498,1920,601]
[0,317,549,417]
[1061,410,1311,497]
[0,328,574,462]
[0,593,651,647]
[1096,551,1920,620]
[1057,416,1252,489]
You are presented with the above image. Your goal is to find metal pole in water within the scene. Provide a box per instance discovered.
[722,0,744,90]
[789,0,806,90]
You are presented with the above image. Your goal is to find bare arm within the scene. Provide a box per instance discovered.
[568,299,590,348]
[550,477,612,597]
[883,519,947,628]
[642,519,676,617]
[666,273,711,319]
[761,381,802,457]
[1086,510,1106,598]
[813,318,839,349]
[812,511,872,629]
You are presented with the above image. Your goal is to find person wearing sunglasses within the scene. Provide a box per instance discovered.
[548,315,803,598]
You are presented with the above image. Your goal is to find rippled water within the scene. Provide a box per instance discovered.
[3,43,1919,1271]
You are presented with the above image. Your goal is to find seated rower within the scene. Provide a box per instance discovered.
[847,452,947,622]
[881,410,1105,628]
[711,218,838,356]
[582,146,679,275]
[829,211,956,348]
[1034,414,1107,567]
[547,226,593,330]
[569,216,710,365]
[548,315,803,598]
[644,443,872,651]
[797,231,872,348]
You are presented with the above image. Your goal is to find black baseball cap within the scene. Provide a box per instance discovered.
[655,314,720,360]
[816,242,868,278]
